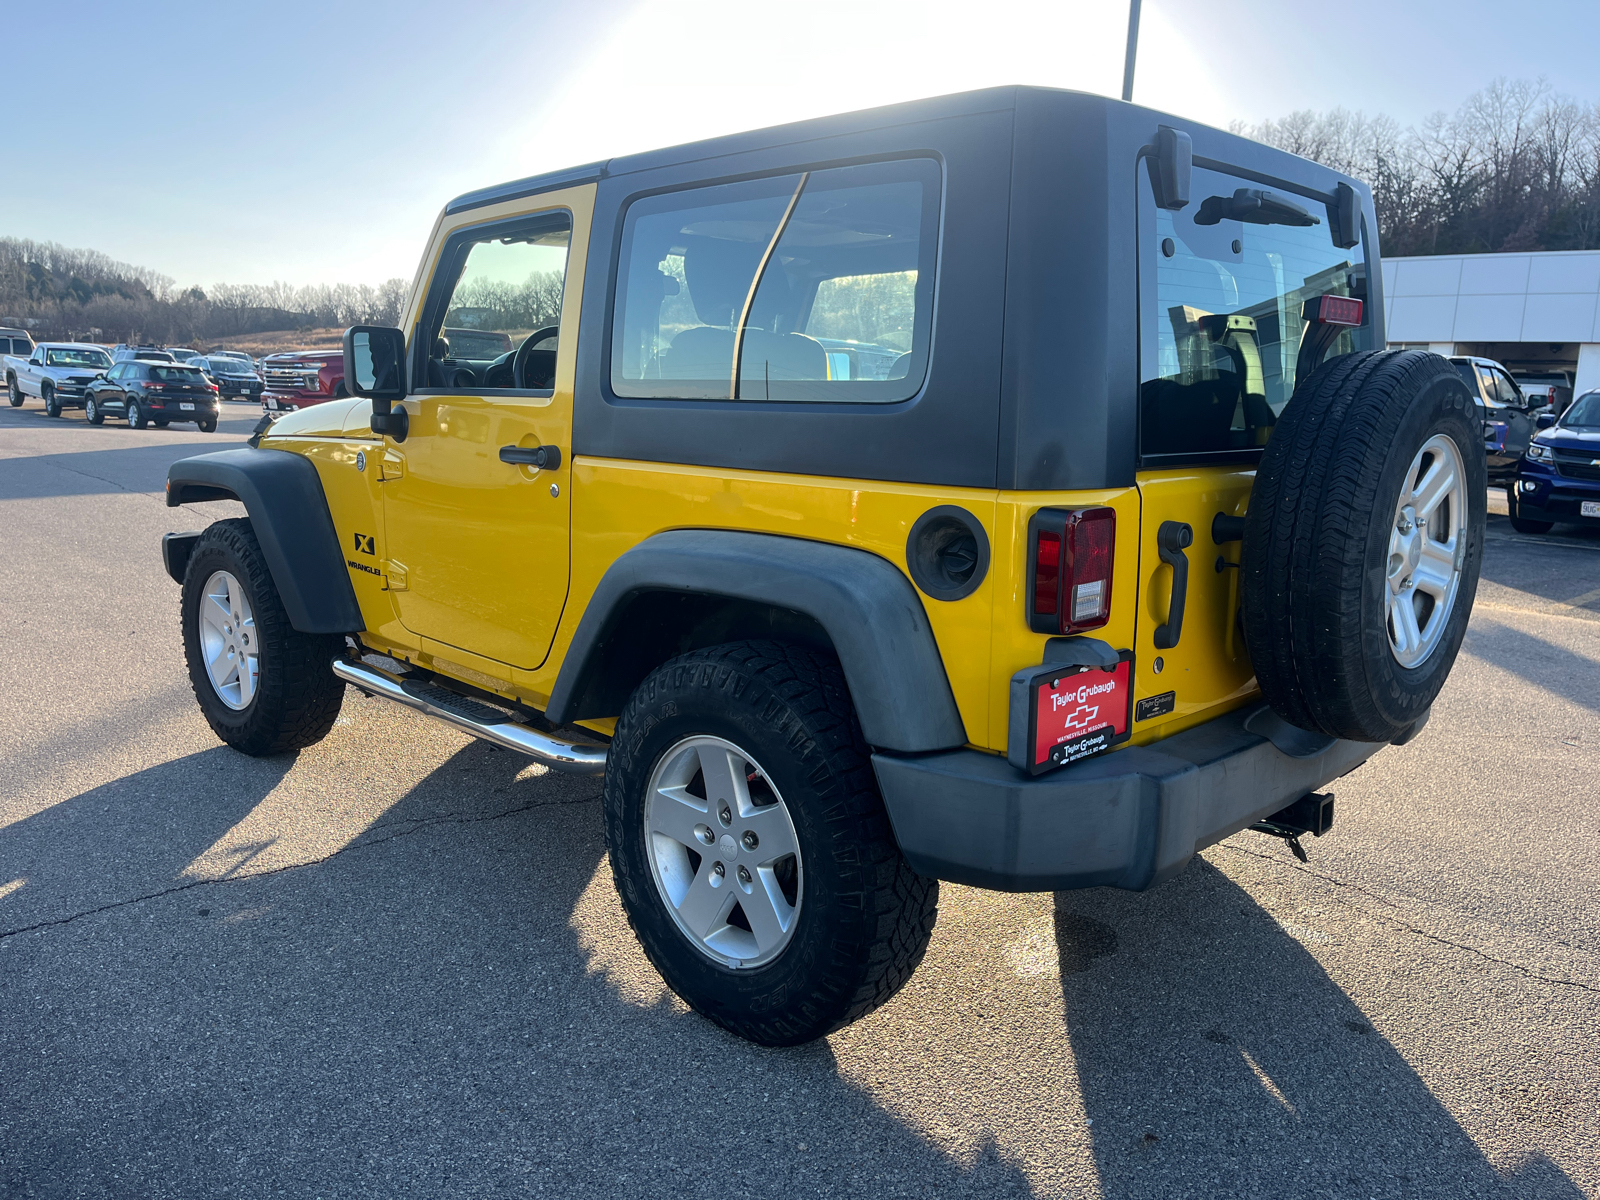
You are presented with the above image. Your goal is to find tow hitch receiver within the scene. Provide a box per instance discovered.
[1251,792,1335,863]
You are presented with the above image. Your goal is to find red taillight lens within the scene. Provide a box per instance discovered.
[1305,293,1364,327]
[1027,506,1116,634]
[139,381,166,390]
[1033,531,1061,615]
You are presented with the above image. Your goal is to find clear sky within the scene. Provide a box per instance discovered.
[7,0,1596,290]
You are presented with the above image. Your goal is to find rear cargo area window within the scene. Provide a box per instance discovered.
[1138,162,1370,461]
[611,158,940,403]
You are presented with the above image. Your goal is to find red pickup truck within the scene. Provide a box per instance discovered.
[260,350,345,414]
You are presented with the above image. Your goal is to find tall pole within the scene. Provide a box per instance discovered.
[1121,0,1142,102]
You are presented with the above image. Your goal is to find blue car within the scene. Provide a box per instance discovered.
[1509,389,1600,534]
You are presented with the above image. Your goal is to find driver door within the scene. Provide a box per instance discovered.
[381,190,591,671]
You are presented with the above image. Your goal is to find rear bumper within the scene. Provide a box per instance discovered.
[872,703,1387,893]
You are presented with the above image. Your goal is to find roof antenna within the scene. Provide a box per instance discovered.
[1121,0,1142,102]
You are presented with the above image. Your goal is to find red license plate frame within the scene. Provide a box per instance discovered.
[1021,650,1135,775]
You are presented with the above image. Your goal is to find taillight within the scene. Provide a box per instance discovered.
[1027,507,1116,634]
[139,381,166,390]
[208,383,220,393]
[1304,293,1364,326]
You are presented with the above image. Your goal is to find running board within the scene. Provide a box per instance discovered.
[332,658,608,776]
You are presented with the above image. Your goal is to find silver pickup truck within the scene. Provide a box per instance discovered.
[4,342,115,416]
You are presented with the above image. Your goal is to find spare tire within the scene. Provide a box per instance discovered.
[1242,350,1485,742]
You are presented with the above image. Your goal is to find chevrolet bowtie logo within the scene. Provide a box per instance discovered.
[1064,703,1100,732]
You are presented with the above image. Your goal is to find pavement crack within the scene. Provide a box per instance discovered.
[0,793,600,943]
[1220,842,1600,994]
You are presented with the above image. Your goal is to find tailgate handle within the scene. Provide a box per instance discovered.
[1153,521,1193,650]
[499,444,561,470]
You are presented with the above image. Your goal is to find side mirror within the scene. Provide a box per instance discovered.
[1537,413,1556,429]
[343,325,408,441]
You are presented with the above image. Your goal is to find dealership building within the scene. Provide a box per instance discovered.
[1382,248,1600,396]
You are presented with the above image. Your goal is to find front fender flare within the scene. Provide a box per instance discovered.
[165,447,361,634]
[546,530,968,754]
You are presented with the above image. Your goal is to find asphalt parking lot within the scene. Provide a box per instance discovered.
[2,399,1597,1199]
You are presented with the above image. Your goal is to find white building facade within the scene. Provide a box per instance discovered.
[1382,249,1600,395]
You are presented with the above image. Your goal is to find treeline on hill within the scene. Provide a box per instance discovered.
[0,237,412,345]
[1236,78,1600,256]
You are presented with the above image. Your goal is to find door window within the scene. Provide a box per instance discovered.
[1492,369,1523,407]
[1475,365,1509,409]
[419,214,572,391]
[611,158,940,403]
[1138,161,1370,460]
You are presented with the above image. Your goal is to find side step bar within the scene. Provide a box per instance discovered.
[332,658,608,776]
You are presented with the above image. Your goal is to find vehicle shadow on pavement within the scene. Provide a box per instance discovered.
[1053,860,1584,1199]
[0,442,250,501]
[0,738,1040,1198]
[1459,618,1600,717]
[0,746,297,935]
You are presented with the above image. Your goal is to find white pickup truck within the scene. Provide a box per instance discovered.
[4,342,115,417]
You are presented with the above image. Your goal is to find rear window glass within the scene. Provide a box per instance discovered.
[1138,162,1371,460]
[150,366,206,382]
[612,158,940,403]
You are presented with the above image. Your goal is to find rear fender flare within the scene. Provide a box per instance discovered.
[546,530,968,754]
[165,447,361,634]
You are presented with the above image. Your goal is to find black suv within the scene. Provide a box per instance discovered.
[195,355,264,401]
[84,361,221,430]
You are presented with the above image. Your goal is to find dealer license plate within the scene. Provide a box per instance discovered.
[180,402,195,411]
[265,398,279,410]
[1022,652,1134,774]
[1583,501,1600,518]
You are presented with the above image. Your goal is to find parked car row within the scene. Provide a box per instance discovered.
[3,341,223,429]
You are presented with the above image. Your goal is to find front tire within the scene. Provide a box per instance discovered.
[6,376,21,407]
[1506,486,1555,535]
[181,518,347,756]
[83,393,103,425]
[604,641,938,1046]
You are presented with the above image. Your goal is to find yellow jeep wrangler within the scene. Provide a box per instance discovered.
[163,87,1484,1045]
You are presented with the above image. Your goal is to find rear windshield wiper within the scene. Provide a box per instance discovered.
[1195,188,1320,228]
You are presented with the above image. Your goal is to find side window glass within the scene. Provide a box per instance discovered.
[1137,161,1370,460]
[420,214,571,391]
[1495,370,1522,407]
[612,158,940,403]
[1476,366,1506,408]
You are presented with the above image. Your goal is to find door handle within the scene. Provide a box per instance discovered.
[1153,520,1193,650]
[498,444,561,470]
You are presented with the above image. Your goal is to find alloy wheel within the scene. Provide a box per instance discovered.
[1386,434,1468,669]
[197,569,259,710]
[643,735,803,969]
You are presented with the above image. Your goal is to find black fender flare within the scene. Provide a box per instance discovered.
[546,530,968,754]
[165,447,362,634]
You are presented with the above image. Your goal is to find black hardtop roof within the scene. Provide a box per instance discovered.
[445,85,1368,216]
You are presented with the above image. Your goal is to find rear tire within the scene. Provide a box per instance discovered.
[126,399,146,429]
[83,392,103,425]
[181,518,346,756]
[1242,350,1485,742]
[199,416,218,433]
[604,641,938,1046]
